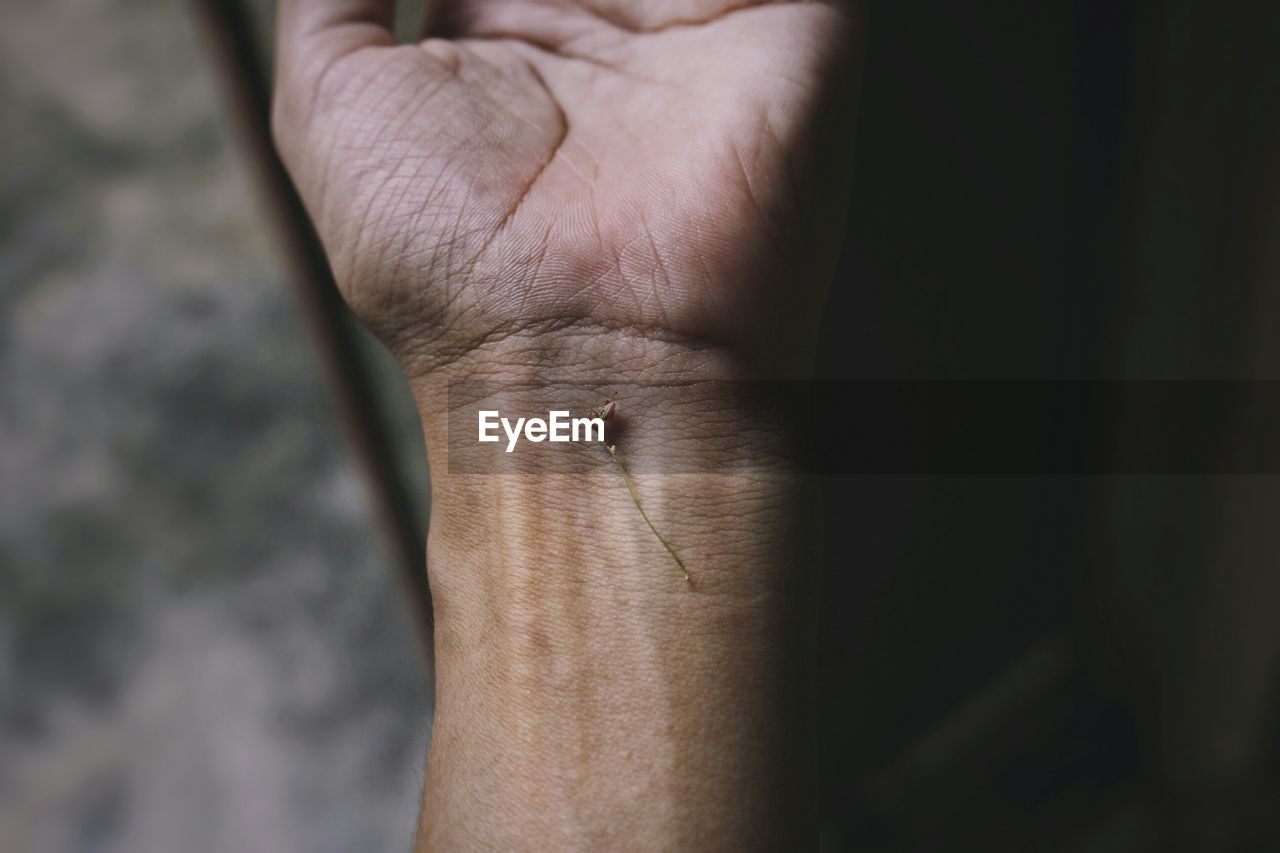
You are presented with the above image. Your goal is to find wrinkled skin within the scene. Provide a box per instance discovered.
[273,0,858,376]
[273,5,859,845]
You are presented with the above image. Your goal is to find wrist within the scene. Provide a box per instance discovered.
[406,318,809,470]
[409,321,812,593]
[407,323,821,848]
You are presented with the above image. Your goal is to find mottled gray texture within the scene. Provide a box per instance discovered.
[0,2,432,850]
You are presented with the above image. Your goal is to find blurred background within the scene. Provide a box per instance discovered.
[1,2,432,851]
[2,1,1278,851]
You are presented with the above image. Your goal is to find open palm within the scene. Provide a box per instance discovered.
[274,0,856,373]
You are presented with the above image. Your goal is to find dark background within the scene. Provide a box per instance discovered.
[819,2,1280,851]
[3,2,1278,851]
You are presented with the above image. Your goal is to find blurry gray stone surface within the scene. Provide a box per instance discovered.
[0,1,432,850]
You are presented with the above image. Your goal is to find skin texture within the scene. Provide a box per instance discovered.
[273,0,857,371]
[273,1,858,849]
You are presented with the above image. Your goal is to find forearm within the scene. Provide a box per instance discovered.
[409,333,820,850]
[271,0,854,845]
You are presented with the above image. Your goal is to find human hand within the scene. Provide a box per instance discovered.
[272,4,857,848]
[273,0,857,380]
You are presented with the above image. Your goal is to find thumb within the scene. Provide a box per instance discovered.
[273,0,397,147]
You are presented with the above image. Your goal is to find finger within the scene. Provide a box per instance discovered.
[276,0,396,77]
[274,1,397,149]
[417,0,597,48]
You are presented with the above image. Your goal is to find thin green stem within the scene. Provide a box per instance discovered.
[608,445,691,585]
